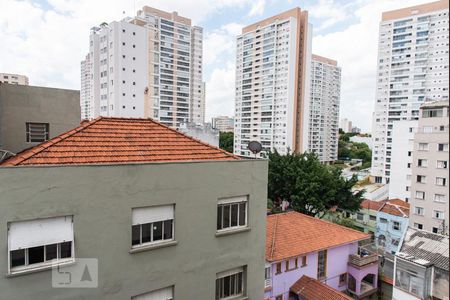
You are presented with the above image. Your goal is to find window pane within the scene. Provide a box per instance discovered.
[60,241,72,259]
[237,272,243,293]
[132,225,141,245]
[239,203,246,226]
[230,274,236,295]
[163,220,173,240]
[223,205,230,228]
[231,204,239,226]
[28,246,45,264]
[10,249,25,268]
[223,276,230,297]
[153,221,163,241]
[46,244,58,261]
[142,223,152,243]
[217,205,223,230]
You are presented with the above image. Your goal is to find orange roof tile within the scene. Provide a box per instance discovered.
[291,275,353,300]
[379,202,410,218]
[360,199,384,211]
[266,212,370,262]
[1,117,240,166]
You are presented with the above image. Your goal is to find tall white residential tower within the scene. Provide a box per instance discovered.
[308,54,341,163]
[234,8,312,157]
[81,7,205,127]
[371,0,449,184]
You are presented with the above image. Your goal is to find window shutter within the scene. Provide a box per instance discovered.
[132,205,174,225]
[8,216,73,250]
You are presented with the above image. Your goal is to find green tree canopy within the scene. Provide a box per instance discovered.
[267,151,364,218]
[219,132,234,153]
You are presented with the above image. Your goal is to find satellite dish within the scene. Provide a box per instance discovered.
[247,141,262,155]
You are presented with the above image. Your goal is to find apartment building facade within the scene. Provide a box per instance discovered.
[234,8,312,158]
[0,84,81,154]
[0,117,267,300]
[0,73,29,85]
[81,7,205,127]
[212,116,234,132]
[308,54,341,163]
[388,120,418,200]
[371,0,449,184]
[410,100,449,235]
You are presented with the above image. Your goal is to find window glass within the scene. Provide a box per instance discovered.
[142,223,152,243]
[10,249,25,268]
[132,225,141,245]
[46,244,57,261]
[28,246,45,264]
[153,221,163,241]
[163,220,173,239]
[60,241,72,259]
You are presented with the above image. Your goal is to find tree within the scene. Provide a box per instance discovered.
[267,151,364,218]
[219,132,234,153]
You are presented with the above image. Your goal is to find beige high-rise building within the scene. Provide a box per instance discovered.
[371,0,449,184]
[81,7,205,127]
[234,8,312,157]
[0,73,29,85]
[309,55,341,163]
[410,100,449,235]
[212,116,234,132]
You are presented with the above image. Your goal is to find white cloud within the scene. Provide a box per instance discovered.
[205,62,236,121]
[248,0,266,17]
[306,0,351,31]
[312,0,430,131]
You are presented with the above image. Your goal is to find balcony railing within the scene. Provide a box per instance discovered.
[264,278,272,289]
[348,248,379,267]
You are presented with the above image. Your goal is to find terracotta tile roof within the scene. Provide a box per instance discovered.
[266,211,370,262]
[360,199,385,211]
[291,275,353,300]
[379,199,410,217]
[1,117,240,166]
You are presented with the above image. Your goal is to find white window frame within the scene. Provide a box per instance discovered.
[415,191,425,200]
[433,210,445,220]
[437,143,449,152]
[217,196,248,233]
[131,205,175,249]
[437,160,448,169]
[216,267,245,300]
[434,194,446,203]
[414,206,424,216]
[7,216,75,275]
[392,221,401,231]
[418,143,429,151]
[436,177,447,186]
[131,286,174,300]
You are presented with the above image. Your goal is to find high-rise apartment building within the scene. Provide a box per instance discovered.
[81,7,205,127]
[371,0,449,184]
[308,54,341,163]
[80,54,93,119]
[234,8,312,158]
[0,73,29,85]
[212,116,234,132]
[410,100,449,235]
[339,118,352,133]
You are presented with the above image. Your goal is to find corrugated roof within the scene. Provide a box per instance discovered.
[0,117,240,166]
[291,275,353,300]
[266,211,369,262]
[397,227,449,271]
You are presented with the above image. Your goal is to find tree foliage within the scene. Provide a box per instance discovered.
[338,133,372,165]
[267,151,364,218]
[219,132,234,153]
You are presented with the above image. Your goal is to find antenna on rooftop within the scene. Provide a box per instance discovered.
[0,149,15,163]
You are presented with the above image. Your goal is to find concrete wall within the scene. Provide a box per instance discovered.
[0,84,81,154]
[0,159,267,299]
[376,212,409,254]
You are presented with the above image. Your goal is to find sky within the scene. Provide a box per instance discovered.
[0,0,430,132]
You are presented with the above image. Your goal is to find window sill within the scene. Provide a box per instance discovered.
[130,240,178,254]
[6,259,75,278]
[216,227,250,237]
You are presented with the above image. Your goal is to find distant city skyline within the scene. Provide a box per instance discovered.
[0,0,435,131]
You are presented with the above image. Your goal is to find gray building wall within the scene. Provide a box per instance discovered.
[0,83,81,154]
[0,160,267,300]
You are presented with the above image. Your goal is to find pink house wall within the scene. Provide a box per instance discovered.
[265,242,359,300]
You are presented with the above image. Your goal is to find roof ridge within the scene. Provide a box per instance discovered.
[1,117,103,166]
[269,214,279,261]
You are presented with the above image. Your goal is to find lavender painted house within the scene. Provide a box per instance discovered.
[265,212,379,300]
